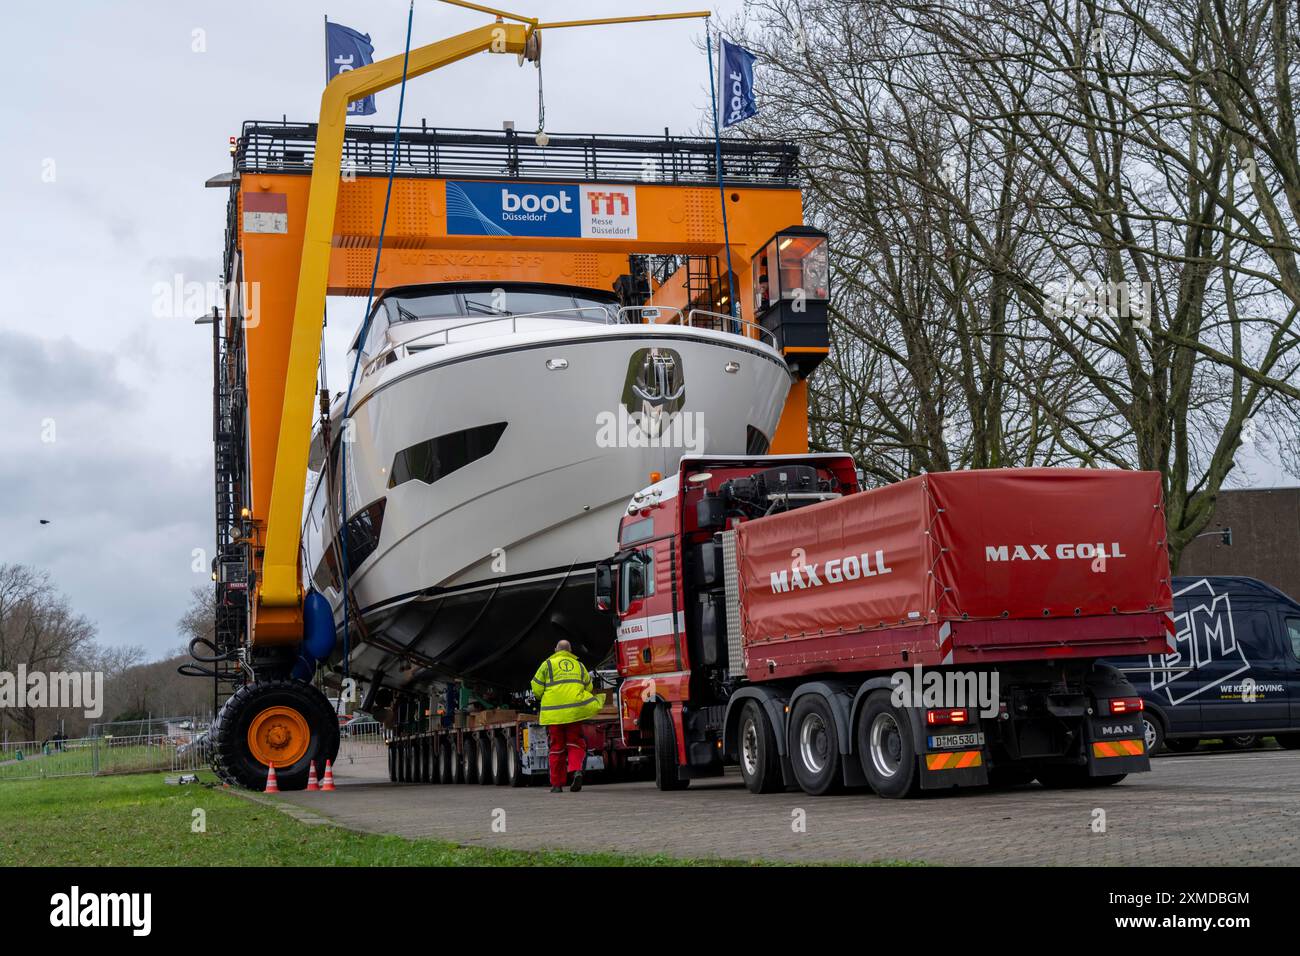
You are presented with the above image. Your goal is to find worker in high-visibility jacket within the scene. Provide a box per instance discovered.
[530,640,604,792]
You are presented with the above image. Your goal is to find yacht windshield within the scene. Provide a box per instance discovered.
[383,285,616,323]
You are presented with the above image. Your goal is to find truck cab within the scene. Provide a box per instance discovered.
[595,454,860,784]
[1110,576,1300,753]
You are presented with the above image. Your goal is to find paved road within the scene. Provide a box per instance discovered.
[282,750,1300,865]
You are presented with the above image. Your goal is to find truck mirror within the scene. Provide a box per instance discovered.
[594,561,615,613]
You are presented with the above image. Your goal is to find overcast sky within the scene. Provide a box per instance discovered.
[0,0,740,659]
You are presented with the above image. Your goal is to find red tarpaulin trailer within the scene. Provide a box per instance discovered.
[735,469,1174,680]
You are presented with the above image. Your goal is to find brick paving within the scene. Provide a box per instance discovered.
[279,750,1300,865]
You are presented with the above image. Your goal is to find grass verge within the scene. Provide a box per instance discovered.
[0,773,917,866]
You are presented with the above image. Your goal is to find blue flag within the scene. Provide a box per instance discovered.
[326,20,377,117]
[716,38,758,128]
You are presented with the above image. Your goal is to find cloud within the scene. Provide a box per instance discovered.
[0,328,136,408]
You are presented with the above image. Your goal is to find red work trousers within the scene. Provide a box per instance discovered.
[547,723,587,787]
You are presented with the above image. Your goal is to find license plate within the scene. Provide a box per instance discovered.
[929,732,984,750]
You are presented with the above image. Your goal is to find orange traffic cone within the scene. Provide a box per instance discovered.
[320,760,336,791]
[264,761,279,793]
[306,761,320,792]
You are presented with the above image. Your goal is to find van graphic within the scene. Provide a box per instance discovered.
[1147,578,1250,706]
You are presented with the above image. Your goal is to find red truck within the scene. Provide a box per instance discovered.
[597,454,1176,797]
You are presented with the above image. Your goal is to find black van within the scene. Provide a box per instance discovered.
[1108,576,1300,753]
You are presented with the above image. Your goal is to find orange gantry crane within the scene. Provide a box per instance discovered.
[189,4,830,790]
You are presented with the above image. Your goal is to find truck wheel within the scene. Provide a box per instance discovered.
[491,734,510,785]
[210,679,340,792]
[1275,733,1300,750]
[507,732,527,787]
[652,706,690,791]
[1142,714,1165,754]
[1164,738,1199,753]
[462,738,479,784]
[737,701,782,794]
[477,735,494,784]
[855,692,918,798]
[787,696,843,796]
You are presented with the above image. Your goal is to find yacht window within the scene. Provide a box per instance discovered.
[462,288,612,318]
[387,293,461,321]
[388,421,508,488]
[746,425,771,456]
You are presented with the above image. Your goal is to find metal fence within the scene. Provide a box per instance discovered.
[337,719,387,765]
[0,732,209,782]
[237,121,801,187]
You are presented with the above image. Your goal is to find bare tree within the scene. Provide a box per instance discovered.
[723,0,1299,567]
[0,564,96,741]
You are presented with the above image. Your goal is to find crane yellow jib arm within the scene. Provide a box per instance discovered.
[256,11,710,634]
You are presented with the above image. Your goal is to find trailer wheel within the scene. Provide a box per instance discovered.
[422,737,435,783]
[787,696,843,796]
[1142,713,1165,754]
[387,742,397,782]
[507,732,527,787]
[438,741,455,783]
[737,701,782,794]
[462,737,479,784]
[491,734,510,785]
[856,692,918,798]
[477,734,494,784]
[449,741,464,783]
[652,706,690,791]
[210,679,340,791]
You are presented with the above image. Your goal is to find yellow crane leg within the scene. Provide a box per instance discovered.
[256,23,530,636]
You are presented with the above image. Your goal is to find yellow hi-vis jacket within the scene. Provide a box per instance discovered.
[530,650,604,725]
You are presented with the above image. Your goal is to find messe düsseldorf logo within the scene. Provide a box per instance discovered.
[447,181,637,239]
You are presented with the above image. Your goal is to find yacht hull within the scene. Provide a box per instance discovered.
[304,323,791,692]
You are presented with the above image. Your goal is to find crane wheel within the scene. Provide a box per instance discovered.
[211,680,340,791]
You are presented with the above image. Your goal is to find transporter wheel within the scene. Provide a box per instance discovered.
[1142,714,1166,754]
[387,743,397,782]
[435,739,450,783]
[507,732,527,787]
[737,700,782,794]
[422,738,435,783]
[1164,738,1199,753]
[210,679,340,792]
[652,706,690,791]
[491,734,510,785]
[450,741,465,784]
[856,692,918,798]
[462,738,479,784]
[1275,733,1300,750]
[787,696,844,796]
[477,734,494,784]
